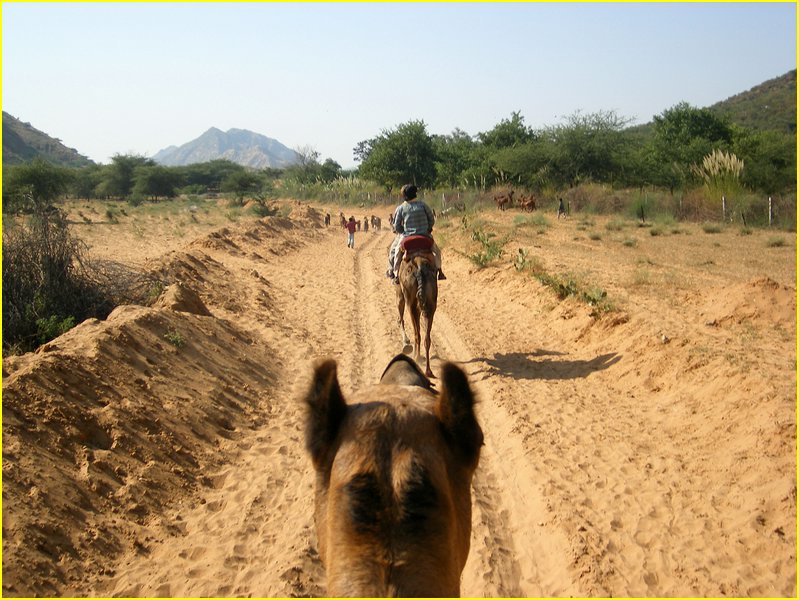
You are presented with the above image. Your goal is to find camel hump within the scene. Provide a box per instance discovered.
[379,354,434,390]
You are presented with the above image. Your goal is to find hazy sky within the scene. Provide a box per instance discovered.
[2,2,796,169]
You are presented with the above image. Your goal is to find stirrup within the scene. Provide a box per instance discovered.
[438,270,447,280]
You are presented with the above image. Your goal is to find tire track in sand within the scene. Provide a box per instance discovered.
[430,310,577,596]
[357,234,576,596]
[101,220,574,597]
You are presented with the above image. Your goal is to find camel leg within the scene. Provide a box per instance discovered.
[409,304,422,362]
[423,314,434,378]
[397,289,412,353]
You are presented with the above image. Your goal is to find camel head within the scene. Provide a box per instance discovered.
[304,355,483,597]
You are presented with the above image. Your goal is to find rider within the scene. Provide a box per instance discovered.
[386,184,446,283]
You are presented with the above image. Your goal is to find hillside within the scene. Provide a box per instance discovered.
[710,69,797,134]
[629,69,796,137]
[2,112,95,167]
[152,127,299,169]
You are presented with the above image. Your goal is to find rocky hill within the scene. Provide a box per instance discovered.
[2,112,95,167]
[709,69,796,134]
[151,127,299,169]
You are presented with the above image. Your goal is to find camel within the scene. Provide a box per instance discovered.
[304,354,483,597]
[518,193,536,212]
[494,190,513,211]
[395,236,438,377]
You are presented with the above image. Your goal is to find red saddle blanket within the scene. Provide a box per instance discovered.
[400,235,434,253]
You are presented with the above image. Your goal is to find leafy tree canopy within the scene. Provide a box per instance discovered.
[2,158,73,213]
[355,120,436,191]
[478,111,535,149]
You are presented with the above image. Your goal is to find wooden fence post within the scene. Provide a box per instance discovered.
[769,196,773,227]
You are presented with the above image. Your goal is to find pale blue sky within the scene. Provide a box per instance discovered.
[2,2,796,168]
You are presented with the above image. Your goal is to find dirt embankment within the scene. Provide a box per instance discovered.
[2,203,796,597]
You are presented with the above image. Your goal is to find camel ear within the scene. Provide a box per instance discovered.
[304,359,347,470]
[436,363,483,467]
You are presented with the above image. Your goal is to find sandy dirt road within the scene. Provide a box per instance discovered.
[2,203,795,597]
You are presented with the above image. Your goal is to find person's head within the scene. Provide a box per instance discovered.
[349,216,355,222]
[401,184,418,201]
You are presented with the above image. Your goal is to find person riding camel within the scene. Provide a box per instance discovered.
[387,184,446,283]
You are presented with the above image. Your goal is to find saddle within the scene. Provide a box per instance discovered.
[400,235,435,262]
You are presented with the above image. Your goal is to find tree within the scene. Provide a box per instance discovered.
[545,110,633,187]
[179,159,246,192]
[478,111,535,149]
[433,129,477,188]
[97,154,155,198]
[70,165,104,200]
[491,142,553,189]
[221,169,263,204]
[732,127,796,195]
[132,165,183,201]
[650,102,734,192]
[319,158,342,183]
[356,120,436,191]
[2,158,72,213]
[283,146,322,184]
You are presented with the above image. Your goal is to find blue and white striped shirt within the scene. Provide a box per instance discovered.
[393,200,435,237]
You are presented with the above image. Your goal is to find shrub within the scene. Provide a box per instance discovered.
[250,202,279,218]
[164,328,186,348]
[3,209,166,353]
[464,219,505,268]
[2,210,112,352]
[534,271,614,315]
[766,236,787,248]
[34,315,76,346]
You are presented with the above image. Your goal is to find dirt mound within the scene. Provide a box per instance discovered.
[702,276,796,326]
[286,203,325,229]
[149,250,252,314]
[152,282,212,316]
[188,216,321,261]
[2,298,279,596]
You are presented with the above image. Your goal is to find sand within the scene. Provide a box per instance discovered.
[2,199,796,597]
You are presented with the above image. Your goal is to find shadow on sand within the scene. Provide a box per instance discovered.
[463,349,621,381]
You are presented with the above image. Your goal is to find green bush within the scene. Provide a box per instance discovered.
[2,210,113,353]
[164,328,186,348]
[465,220,505,268]
[766,236,787,247]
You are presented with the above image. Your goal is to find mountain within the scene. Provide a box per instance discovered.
[151,127,299,169]
[709,69,796,134]
[2,112,95,167]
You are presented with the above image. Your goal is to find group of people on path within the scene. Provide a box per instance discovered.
[340,184,445,283]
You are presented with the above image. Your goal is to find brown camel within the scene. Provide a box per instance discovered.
[304,354,483,597]
[395,236,438,377]
[494,190,514,211]
[518,193,536,212]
